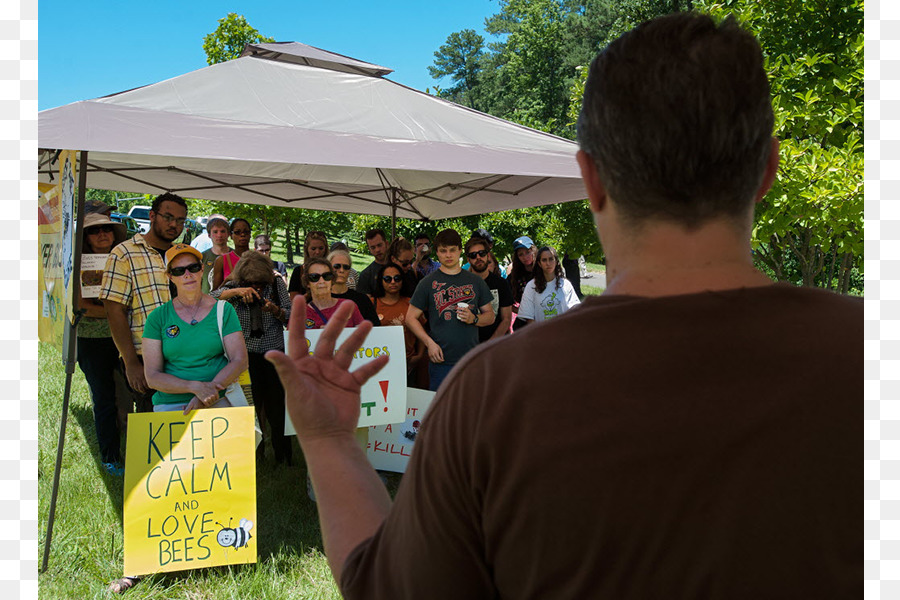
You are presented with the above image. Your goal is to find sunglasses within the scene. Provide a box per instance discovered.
[231,229,251,236]
[382,274,404,283]
[467,249,488,259]
[306,272,334,282]
[169,262,203,277]
[86,224,115,234]
[396,259,413,268]
[332,263,351,270]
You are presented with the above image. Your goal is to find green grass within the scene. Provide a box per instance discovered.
[581,284,605,296]
[583,261,606,274]
[266,235,372,271]
[38,342,401,598]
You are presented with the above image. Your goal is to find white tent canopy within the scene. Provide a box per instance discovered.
[38,44,584,221]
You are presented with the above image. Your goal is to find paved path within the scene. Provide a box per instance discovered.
[581,269,607,290]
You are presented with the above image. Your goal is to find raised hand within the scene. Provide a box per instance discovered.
[265,296,390,441]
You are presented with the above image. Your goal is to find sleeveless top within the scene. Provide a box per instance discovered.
[223,251,241,281]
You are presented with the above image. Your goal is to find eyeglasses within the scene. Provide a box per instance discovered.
[306,272,334,282]
[157,212,187,226]
[169,262,203,277]
[382,275,404,283]
[86,225,114,234]
[232,229,251,236]
[332,264,351,271]
[466,249,488,259]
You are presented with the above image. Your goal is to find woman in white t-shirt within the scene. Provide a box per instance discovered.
[516,246,581,326]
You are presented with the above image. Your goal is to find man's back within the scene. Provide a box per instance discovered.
[342,284,861,599]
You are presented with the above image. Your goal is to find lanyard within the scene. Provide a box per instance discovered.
[309,301,329,325]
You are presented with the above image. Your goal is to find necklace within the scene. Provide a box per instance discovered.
[176,296,205,325]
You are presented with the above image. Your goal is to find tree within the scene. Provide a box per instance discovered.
[202,13,275,65]
[428,30,486,109]
[696,0,863,294]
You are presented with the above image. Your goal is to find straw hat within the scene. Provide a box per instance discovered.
[83,212,127,247]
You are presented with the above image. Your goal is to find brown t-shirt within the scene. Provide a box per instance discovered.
[341,284,862,599]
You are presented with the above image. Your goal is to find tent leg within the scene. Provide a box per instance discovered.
[40,370,75,573]
[390,188,398,239]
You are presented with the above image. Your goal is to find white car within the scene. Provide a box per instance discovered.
[127,205,152,234]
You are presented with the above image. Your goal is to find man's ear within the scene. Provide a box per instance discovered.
[754,137,780,203]
[576,150,607,213]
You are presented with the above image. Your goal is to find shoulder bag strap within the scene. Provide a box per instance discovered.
[309,301,329,325]
[216,300,230,360]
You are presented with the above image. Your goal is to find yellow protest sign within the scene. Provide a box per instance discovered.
[123,407,257,576]
[283,325,408,433]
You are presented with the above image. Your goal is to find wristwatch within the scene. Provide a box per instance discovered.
[472,313,479,325]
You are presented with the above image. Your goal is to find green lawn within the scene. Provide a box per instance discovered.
[267,235,372,272]
[38,342,398,598]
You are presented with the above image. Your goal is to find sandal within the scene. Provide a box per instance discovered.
[108,576,140,593]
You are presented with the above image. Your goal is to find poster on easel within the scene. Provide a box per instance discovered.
[122,407,257,576]
[283,325,408,434]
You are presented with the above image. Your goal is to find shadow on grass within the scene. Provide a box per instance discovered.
[252,438,404,560]
[69,401,127,520]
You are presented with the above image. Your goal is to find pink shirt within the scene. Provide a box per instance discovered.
[303,298,365,329]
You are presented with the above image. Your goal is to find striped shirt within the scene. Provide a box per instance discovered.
[99,233,171,355]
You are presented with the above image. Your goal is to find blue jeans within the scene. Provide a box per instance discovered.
[428,362,455,392]
[77,337,122,464]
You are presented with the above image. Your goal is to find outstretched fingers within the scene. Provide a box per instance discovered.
[286,295,310,360]
[312,301,358,358]
[332,320,374,370]
[351,354,390,386]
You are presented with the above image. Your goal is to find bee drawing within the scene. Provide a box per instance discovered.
[215,517,254,550]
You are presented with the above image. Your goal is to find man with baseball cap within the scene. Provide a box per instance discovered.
[100,192,189,413]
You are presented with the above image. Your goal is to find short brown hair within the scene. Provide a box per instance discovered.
[434,229,462,250]
[229,250,274,284]
[576,13,774,229]
[365,228,386,242]
[464,237,488,254]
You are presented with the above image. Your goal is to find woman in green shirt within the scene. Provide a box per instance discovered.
[142,244,248,414]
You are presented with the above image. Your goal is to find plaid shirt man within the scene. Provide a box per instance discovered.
[99,233,171,355]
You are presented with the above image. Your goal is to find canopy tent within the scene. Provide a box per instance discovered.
[38,41,584,222]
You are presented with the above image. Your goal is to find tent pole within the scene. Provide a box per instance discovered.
[41,150,89,572]
[40,370,75,573]
[390,188,398,239]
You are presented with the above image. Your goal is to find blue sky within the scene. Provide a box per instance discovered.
[38,0,499,110]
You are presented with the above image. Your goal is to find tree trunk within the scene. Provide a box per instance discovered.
[285,224,293,264]
[823,242,838,290]
[293,224,302,257]
[839,253,853,295]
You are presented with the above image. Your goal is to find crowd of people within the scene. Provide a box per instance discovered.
[77,195,579,592]
[79,197,581,478]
